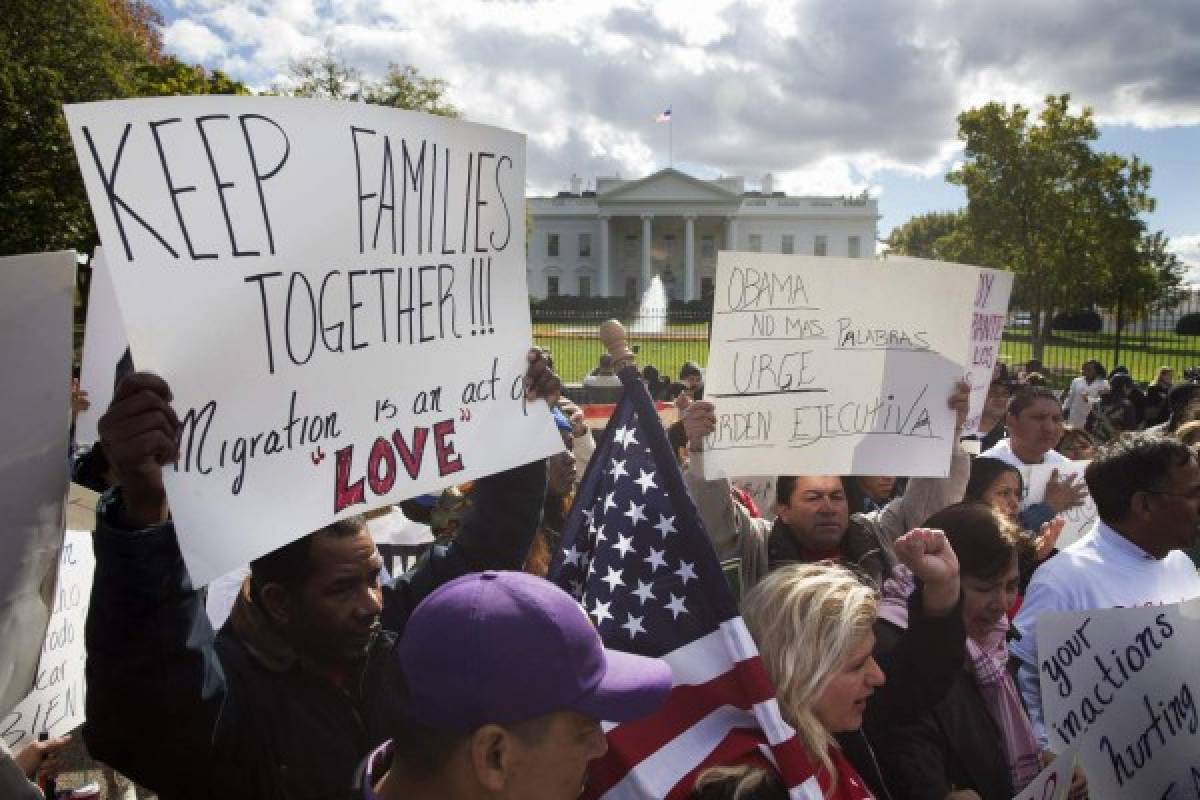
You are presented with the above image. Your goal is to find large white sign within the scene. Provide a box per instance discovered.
[74,248,130,446]
[962,268,1014,435]
[703,253,977,478]
[1012,748,1076,800]
[1038,600,1200,799]
[1023,461,1096,549]
[0,251,75,717]
[1,530,95,750]
[65,97,563,585]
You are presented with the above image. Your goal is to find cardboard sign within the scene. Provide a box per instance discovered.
[1024,461,1096,548]
[1012,748,1076,800]
[64,97,564,585]
[962,268,1014,435]
[702,253,976,479]
[1037,599,1200,799]
[74,248,130,446]
[1,530,95,749]
[0,251,75,716]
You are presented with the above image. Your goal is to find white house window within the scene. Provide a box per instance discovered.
[748,234,762,252]
[579,233,592,258]
[547,233,560,258]
[814,235,828,256]
[547,275,559,297]
[664,234,676,262]
[848,235,861,258]
[782,234,795,254]
[578,276,591,298]
[701,236,715,259]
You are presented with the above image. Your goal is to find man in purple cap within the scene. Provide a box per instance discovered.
[355,571,673,799]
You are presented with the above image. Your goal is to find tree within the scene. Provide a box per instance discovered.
[278,51,459,117]
[884,211,965,259]
[947,94,1164,359]
[134,57,249,97]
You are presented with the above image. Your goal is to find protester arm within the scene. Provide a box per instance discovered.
[83,491,228,791]
[382,458,547,632]
[684,449,755,559]
[0,741,41,800]
[572,429,596,489]
[867,583,965,726]
[1018,502,1056,534]
[870,445,970,543]
[1009,572,1067,749]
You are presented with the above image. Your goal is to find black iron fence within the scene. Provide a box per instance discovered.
[532,286,1200,389]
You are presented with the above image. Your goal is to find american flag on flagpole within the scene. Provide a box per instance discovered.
[655,108,672,122]
[551,366,823,800]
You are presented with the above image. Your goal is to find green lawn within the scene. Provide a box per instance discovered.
[537,319,1200,388]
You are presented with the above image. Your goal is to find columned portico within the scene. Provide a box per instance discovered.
[641,215,653,294]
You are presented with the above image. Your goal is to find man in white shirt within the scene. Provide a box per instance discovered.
[980,386,1086,530]
[1010,433,1200,747]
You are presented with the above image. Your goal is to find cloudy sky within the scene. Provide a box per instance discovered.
[158,0,1199,268]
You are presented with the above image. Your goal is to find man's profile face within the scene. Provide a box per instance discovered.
[1146,457,1200,555]
[292,527,384,665]
[1006,398,1064,460]
[500,711,607,800]
[777,476,849,552]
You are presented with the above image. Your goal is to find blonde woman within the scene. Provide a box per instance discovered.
[694,530,961,800]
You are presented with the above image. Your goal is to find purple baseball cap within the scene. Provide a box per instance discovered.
[397,571,672,732]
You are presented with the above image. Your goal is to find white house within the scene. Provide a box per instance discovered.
[527,168,879,300]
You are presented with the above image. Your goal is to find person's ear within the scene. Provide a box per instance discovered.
[470,724,514,792]
[259,583,295,628]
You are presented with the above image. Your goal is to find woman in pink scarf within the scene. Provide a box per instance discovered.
[874,503,1042,800]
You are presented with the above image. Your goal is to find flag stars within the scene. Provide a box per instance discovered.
[593,523,606,543]
[621,613,647,640]
[562,544,583,567]
[624,501,647,526]
[614,533,636,559]
[609,458,628,481]
[643,547,668,572]
[632,580,656,605]
[664,593,688,619]
[653,514,677,539]
[591,599,613,626]
[603,491,617,514]
[601,566,625,593]
[634,469,657,495]
[675,560,697,586]
[614,425,639,450]
[582,506,595,527]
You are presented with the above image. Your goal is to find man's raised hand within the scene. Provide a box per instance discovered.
[98,372,179,527]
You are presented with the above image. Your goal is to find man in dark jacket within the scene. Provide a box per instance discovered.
[84,353,561,800]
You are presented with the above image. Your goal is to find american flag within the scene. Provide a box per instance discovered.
[551,367,823,799]
[655,108,672,122]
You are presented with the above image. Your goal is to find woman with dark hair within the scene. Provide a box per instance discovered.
[875,503,1042,800]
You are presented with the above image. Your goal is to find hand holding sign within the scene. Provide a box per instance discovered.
[98,372,179,528]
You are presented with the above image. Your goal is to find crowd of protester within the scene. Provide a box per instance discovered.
[13,351,1200,800]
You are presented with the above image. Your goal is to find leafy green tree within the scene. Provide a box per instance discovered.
[948,94,1163,358]
[884,210,970,260]
[278,51,459,117]
[134,57,249,97]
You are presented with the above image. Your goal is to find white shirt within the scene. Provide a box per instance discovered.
[979,438,1069,470]
[1063,376,1108,428]
[1010,520,1200,746]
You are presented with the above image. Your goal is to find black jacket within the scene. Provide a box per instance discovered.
[83,459,546,800]
[872,660,1013,800]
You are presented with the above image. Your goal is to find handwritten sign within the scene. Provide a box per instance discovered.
[1038,599,1200,799]
[64,97,564,585]
[1012,748,1076,800]
[1,530,95,750]
[0,251,75,717]
[1024,461,1096,548]
[74,248,130,446]
[962,268,1014,435]
[702,253,976,479]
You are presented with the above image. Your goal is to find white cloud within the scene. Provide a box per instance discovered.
[162,19,226,62]
[158,0,1200,194]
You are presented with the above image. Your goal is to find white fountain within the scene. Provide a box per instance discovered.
[634,274,668,334]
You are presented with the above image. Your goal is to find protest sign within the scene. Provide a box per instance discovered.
[64,97,564,585]
[0,251,75,717]
[1012,747,1076,800]
[74,248,130,446]
[1038,599,1200,799]
[1,530,95,750]
[1024,461,1096,548]
[961,268,1014,435]
[702,253,976,479]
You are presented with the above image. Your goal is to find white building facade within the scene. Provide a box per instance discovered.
[527,168,879,300]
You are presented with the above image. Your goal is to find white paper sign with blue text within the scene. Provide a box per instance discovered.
[1037,599,1200,799]
[703,253,976,478]
[64,97,564,585]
